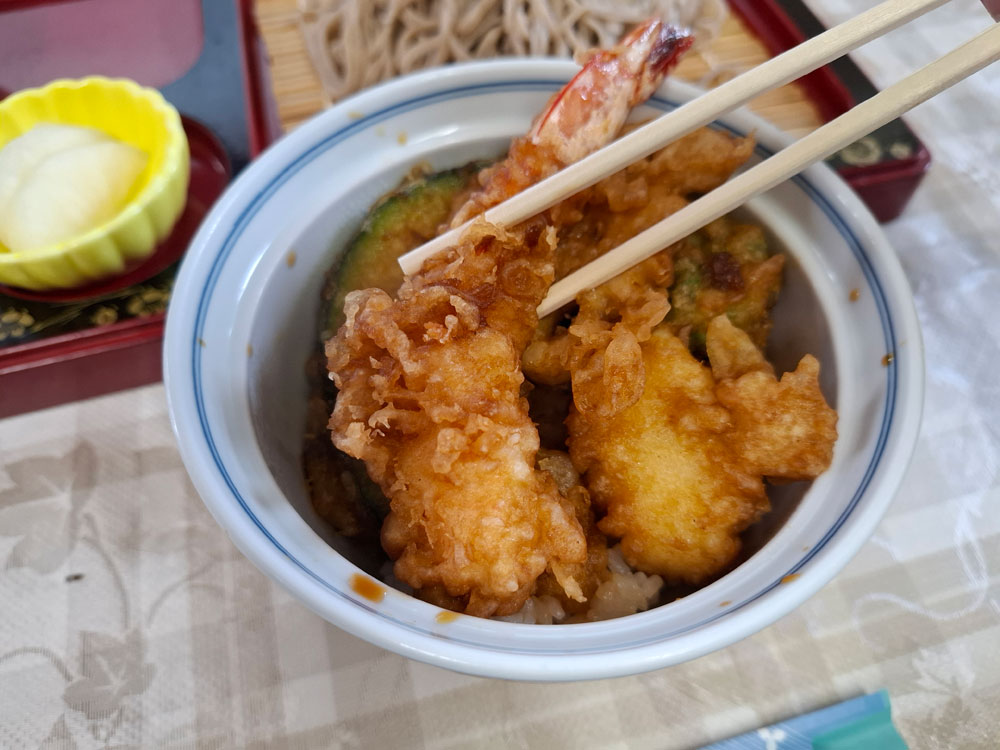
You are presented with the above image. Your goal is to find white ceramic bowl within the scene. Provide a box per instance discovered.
[164,60,923,681]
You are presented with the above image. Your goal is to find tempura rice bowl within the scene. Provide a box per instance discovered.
[164,61,923,681]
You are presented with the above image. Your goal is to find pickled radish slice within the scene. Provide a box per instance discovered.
[0,124,147,253]
[0,124,107,212]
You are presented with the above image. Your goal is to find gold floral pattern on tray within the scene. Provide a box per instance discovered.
[0,265,177,348]
[0,308,34,342]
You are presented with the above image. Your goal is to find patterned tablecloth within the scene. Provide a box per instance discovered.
[2,1,999,747]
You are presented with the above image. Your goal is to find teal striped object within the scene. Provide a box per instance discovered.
[704,690,907,749]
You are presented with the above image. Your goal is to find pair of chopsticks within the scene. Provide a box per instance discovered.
[398,0,1000,317]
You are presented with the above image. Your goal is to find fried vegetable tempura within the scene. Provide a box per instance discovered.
[568,316,837,585]
[666,218,784,354]
[568,327,769,583]
[708,316,838,480]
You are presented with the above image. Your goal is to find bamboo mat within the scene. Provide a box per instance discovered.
[253,0,824,138]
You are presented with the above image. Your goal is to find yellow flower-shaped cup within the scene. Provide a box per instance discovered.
[0,77,189,290]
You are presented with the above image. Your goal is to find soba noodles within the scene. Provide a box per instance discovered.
[298,0,727,103]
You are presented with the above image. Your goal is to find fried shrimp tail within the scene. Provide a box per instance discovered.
[451,18,692,225]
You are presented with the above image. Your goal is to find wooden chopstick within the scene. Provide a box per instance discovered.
[397,0,951,276]
[537,20,1000,317]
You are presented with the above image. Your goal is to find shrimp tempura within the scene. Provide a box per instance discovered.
[328,219,587,616]
[327,19,692,616]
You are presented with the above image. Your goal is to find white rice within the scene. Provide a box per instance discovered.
[495,595,568,625]
[578,546,664,623]
[378,546,663,623]
[495,545,664,624]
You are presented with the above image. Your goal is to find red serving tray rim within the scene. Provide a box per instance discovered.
[236,0,278,159]
[0,312,164,374]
